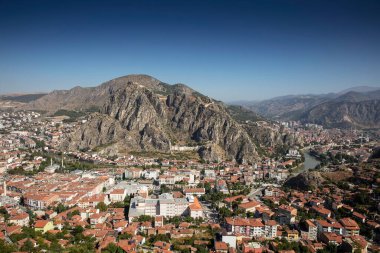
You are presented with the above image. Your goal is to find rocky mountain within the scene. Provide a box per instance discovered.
[300,90,380,129]
[237,94,334,120]
[25,74,277,163]
[233,87,380,129]
[24,75,165,112]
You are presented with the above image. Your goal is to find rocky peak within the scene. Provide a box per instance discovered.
[23,74,294,163]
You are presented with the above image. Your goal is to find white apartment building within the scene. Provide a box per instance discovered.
[109,189,127,202]
[128,193,189,222]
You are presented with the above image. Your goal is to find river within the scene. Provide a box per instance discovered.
[302,150,320,171]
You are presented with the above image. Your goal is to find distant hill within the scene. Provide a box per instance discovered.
[0,93,47,103]
[337,86,380,95]
[300,90,380,129]
[237,94,334,120]
[232,86,380,129]
[0,93,47,110]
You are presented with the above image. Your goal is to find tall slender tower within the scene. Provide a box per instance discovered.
[2,180,6,197]
[61,155,65,168]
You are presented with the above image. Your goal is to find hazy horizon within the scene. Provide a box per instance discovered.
[1,0,380,101]
[1,75,379,104]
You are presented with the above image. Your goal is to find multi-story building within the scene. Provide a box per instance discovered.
[9,212,30,226]
[154,216,164,227]
[142,169,159,180]
[128,193,189,222]
[24,193,59,210]
[125,168,142,179]
[159,175,176,185]
[305,219,318,241]
[277,204,297,225]
[340,218,360,236]
[319,232,343,245]
[311,206,331,219]
[225,217,265,238]
[109,189,127,202]
[184,188,205,198]
[315,219,343,236]
[77,194,110,208]
[188,196,203,218]
[264,220,278,238]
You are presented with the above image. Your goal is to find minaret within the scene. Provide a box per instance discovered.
[3,181,6,197]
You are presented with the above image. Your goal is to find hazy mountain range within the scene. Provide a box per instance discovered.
[232,86,380,129]
[0,78,378,162]
[1,82,379,130]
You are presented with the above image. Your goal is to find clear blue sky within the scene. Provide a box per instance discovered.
[0,0,379,101]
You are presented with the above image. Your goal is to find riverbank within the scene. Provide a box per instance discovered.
[289,148,321,177]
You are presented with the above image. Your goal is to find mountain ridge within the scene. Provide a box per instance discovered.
[23,74,286,163]
[232,86,380,128]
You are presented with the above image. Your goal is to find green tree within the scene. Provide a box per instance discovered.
[135,215,154,222]
[21,239,35,252]
[148,233,170,244]
[118,233,132,240]
[317,243,337,253]
[54,203,67,213]
[96,202,108,212]
[354,192,369,205]
[219,207,233,218]
[0,207,10,222]
[49,240,63,253]
[102,242,124,253]
[0,239,17,253]
[72,226,84,236]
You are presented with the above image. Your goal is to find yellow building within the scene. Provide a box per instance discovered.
[286,229,299,241]
[34,220,54,233]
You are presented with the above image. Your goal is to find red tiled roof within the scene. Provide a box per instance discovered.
[215,241,229,250]
[312,206,331,215]
[238,200,261,209]
[320,232,342,244]
[189,197,202,211]
[34,220,50,228]
[340,218,359,230]
[184,188,205,194]
[225,217,264,227]
[224,195,246,203]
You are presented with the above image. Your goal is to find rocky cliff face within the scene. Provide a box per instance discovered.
[47,75,259,163]
[243,123,302,150]
[301,99,380,129]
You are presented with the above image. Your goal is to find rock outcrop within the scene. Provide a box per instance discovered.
[283,171,326,190]
[31,75,261,163]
